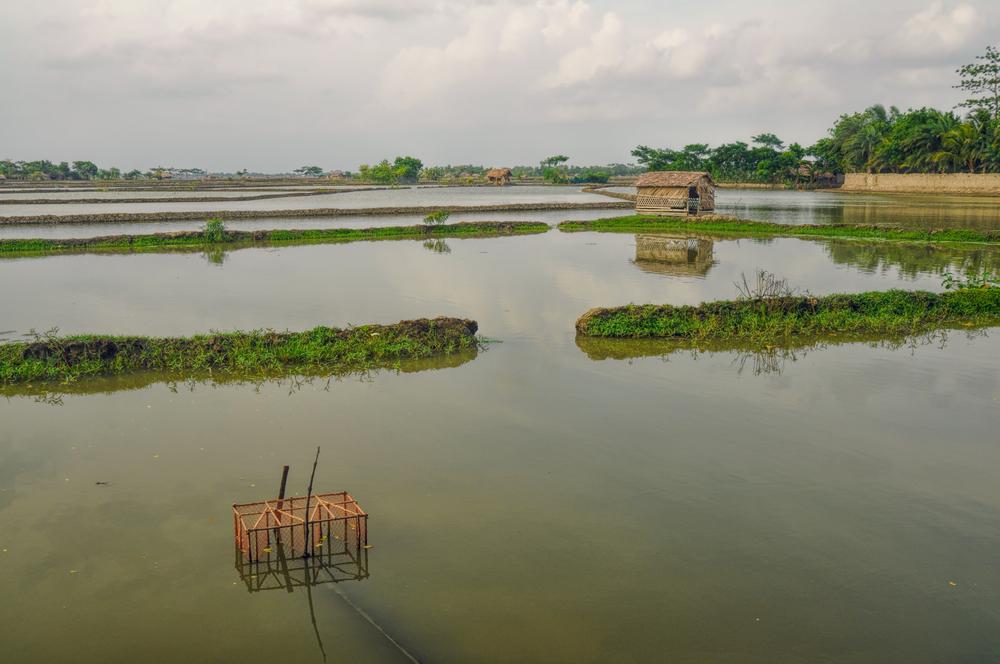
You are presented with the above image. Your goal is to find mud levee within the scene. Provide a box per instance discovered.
[0,187,389,205]
[841,173,1000,195]
[0,201,631,226]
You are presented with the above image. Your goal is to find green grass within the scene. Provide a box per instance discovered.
[559,215,1000,245]
[0,221,550,257]
[0,318,479,384]
[575,289,1000,343]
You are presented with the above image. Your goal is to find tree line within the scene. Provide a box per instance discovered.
[633,45,1000,184]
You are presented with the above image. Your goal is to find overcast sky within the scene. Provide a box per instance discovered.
[1,0,997,171]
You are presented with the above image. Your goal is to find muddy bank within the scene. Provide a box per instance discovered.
[0,187,391,205]
[0,221,550,257]
[0,201,630,225]
[0,317,480,384]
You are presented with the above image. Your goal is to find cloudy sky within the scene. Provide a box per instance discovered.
[1,0,997,171]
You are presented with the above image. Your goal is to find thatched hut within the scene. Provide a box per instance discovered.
[486,168,512,186]
[635,171,715,215]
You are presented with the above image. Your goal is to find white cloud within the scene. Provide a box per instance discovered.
[1,0,997,169]
[894,2,979,54]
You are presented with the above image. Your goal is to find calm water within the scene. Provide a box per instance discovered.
[0,185,611,217]
[0,208,616,240]
[603,187,1000,231]
[2,230,1000,663]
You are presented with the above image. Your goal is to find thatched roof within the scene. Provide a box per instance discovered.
[636,171,712,188]
[486,167,512,178]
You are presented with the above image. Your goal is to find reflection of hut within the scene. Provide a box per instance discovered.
[486,167,512,186]
[635,171,715,215]
[633,234,715,277]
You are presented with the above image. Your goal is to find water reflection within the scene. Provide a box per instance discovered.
[822,239,1000,279]
[422,239,452,254]
[715,189,1000,230]
[632,234,716,278]
[0,348,479,401]
[234,544,369,592]
[576,328,989,376]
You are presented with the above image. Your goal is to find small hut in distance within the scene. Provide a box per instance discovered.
[635,171,715,215]
[486,168,512,186]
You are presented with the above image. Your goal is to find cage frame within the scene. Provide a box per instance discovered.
[233,491,367,564]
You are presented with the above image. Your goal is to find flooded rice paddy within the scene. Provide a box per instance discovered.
[2,186,1000,663]
[0,185,613,217]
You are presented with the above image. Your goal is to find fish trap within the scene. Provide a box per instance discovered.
[233,492,368,564]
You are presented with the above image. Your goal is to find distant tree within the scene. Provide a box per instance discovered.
[540,155,569,169]
[392,156,423,182]
[955,45,1000,119]
[538,155,569,183]
[751,133,785,150]
[72,160,99,179]
[294,165,324,177]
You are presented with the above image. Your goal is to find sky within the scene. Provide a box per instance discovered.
[1,0,997,171]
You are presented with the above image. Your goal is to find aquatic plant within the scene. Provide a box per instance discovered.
[575,289,1000,343]
[941,268,999,290]
[0,318,480,384]
[202,217,227,243]
[423,210,450,225]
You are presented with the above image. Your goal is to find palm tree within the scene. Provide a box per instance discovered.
[933,122,980,172]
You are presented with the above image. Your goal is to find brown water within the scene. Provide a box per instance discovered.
[2,230,1000,663]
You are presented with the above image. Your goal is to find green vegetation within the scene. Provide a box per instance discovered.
[631,45,1000,183]
[575,288,1000,344]
[0,318,480,384]
[201,217,228,243]
[0,161,208,181]
[358,156,424,184]
[632,136,813,186]
[942,268,1000,290]
[0,221,550,257]
[559,215,1000,245]
[293,165,325,177]
[423,210,451,225]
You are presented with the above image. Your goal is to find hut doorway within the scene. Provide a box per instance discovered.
[687,186,699,215]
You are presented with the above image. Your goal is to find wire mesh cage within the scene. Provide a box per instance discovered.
[233,492,368,565]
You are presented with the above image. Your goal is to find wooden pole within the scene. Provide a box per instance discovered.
[303,447,320,558]
[278,465,289,501]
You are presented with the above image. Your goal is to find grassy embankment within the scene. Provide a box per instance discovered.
[0,318,479,384]
[576,289,1000,343]
[0,221,550,257]
[559,215,1000,245]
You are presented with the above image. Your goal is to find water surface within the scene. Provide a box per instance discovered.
[2,232,1000,663]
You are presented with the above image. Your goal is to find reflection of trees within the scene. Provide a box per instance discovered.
[839,197,1000,231]
[575,328,988,377]
[719,194,1000,231]
[824,239,1000,279]
[202,247,228,265]
[422,239,452,254]
[632,234,716,278]
[0,347,479,402]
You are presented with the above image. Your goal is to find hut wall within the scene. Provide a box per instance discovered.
[636,186,688,215]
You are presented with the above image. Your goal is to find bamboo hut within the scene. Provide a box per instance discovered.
[635,171,715,215]
[486,168,512,186]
